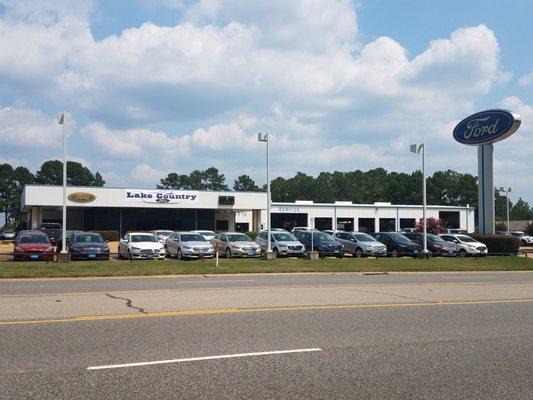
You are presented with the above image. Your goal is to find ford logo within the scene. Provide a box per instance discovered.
[68,192,96,203]
[453,109,521,146]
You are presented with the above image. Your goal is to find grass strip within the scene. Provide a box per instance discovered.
[0,256,531,279]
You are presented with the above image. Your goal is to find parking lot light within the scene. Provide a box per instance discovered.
[498,187,511,233]
[58,112,68,255]
[258,133,273,257]
[411,143,427,254]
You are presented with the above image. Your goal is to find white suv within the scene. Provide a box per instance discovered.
[439,234,487,256]
[506,231,533,247]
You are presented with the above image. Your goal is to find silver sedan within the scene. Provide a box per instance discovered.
[165,232,215,260]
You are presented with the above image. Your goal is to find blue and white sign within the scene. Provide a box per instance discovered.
[125,189,198,204]
[453,109,521,146]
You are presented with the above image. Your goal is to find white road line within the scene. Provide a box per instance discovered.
[441,276,498,279]
[87,348,322,370]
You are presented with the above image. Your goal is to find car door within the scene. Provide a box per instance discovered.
[337,233,353,252]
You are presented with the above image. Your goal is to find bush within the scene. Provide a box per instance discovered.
[415,217,445,234]
[245,231,258,240]
[469,233,520,254]
[92,230,120,241]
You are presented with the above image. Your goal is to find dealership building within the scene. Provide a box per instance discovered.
[21,185,475,235]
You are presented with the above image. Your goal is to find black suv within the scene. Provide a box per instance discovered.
[403,232,456,256]
[371,232,422,257]
[294,230,344,258]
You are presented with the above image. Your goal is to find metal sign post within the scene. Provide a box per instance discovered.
[453,110,521,234]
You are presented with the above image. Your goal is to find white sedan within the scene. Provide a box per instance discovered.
[118,232,166,260]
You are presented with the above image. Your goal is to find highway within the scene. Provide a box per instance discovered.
[0,272,532,399]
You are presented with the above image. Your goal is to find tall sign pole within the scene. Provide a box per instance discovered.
[453,110,521,234]
[58,112,68,254]
[410,143,427,252]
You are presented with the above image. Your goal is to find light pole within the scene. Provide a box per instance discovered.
[59,112,68,255]
[498,187,511,232]
[258,132,272,256]
[410,143,427,253]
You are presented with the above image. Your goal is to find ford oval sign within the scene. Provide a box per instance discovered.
[453,109,521,146]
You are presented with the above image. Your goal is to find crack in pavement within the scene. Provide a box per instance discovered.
[105,293,147,314]
[336,286,432,303]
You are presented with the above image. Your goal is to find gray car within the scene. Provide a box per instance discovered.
[211,232,261,258]
[333,231,387,257]
[165,232,215,260]
[255,230,305,257]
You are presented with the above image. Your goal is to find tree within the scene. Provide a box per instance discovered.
[494,189,512,222]
[0,164,35,227]
[159,167,228,191]
[415,217,445,234]
[233,175,261,192]
[510,198,533,220]
[35,160,105,186]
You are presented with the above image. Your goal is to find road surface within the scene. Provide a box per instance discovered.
[1,272,532,399]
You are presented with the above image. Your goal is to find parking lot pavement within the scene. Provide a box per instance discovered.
[1,299,531,399]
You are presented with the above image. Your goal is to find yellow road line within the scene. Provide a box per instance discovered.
[0,281,530,298]
[1,298,532,326]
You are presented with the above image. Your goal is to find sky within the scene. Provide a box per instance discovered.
[0,0,532,205]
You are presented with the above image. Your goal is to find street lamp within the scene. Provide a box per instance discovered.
[258,132,273,257]
[58,112,68,255]
[410,143,427,253]
[498,187,511,233]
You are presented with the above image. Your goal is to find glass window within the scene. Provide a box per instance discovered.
[457,235,477,243]
[353,233,376,242]
[74,234,103,243]
[273,233,297,241]
[180,234,205,242]
[312,232,336,242]
[19,235,49,243]
[428,234,445,243]
[228,234,251,242]
[130,234,157,243]
[389,234,412,244]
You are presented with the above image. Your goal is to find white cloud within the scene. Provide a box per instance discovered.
[517,71,533,86]
[131,164,167,185]
[0,107,61,147]
[500,96,533,134]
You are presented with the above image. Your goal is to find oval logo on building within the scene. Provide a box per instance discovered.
[453,109,521,146]
[68,192,96,203]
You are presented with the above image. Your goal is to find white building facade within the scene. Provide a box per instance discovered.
[22,185,475,235]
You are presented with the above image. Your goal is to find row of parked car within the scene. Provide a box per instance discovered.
[5,226,498,261]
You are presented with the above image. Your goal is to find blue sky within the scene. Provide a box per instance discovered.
[0,0,532,207]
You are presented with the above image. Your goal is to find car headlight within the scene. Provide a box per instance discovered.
[14,246,23,253]
[131,246,141,251]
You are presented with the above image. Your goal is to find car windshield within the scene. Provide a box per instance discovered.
[390,234,412,244]
[131,235,157,243]
[19,235,48,243]
[428,234,445,243]
[41,224,61,229]
[156,231,173,237]
[312,232,336,242]
[74,234,103,243]
[511,232,524,237]
[228,234,251,242]
[273,233,297,241]
[457,235,477,243]
[180,234,205,242]
[197,231,215,235]
[353,233,376,242]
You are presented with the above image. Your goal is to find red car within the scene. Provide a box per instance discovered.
[13,231,54,261]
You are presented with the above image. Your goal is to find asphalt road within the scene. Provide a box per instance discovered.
[0,272,532,399]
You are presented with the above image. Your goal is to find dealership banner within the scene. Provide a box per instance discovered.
[124,189,199,204]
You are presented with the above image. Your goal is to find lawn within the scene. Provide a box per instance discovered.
[0,256,532,279]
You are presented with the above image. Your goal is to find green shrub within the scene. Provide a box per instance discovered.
[469,233,520,254]
[92,230,120,241]
[245,231,258,240]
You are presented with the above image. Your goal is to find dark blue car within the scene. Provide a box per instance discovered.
[293,230,344,258]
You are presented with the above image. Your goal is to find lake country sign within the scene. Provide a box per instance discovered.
[124,189,199,204]
[453,109,521,234]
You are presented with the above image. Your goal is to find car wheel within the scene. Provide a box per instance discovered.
[226,248,232,259]
[391,250,398,258]
[177,248,183,260]
[164,245,169,257]
[458,249,467,258]
[354,248,363,258]
[127,250,131,260]
[273,247,279,256]
[520,240,526,247]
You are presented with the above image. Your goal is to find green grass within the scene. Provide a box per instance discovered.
[0,256,531,279]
